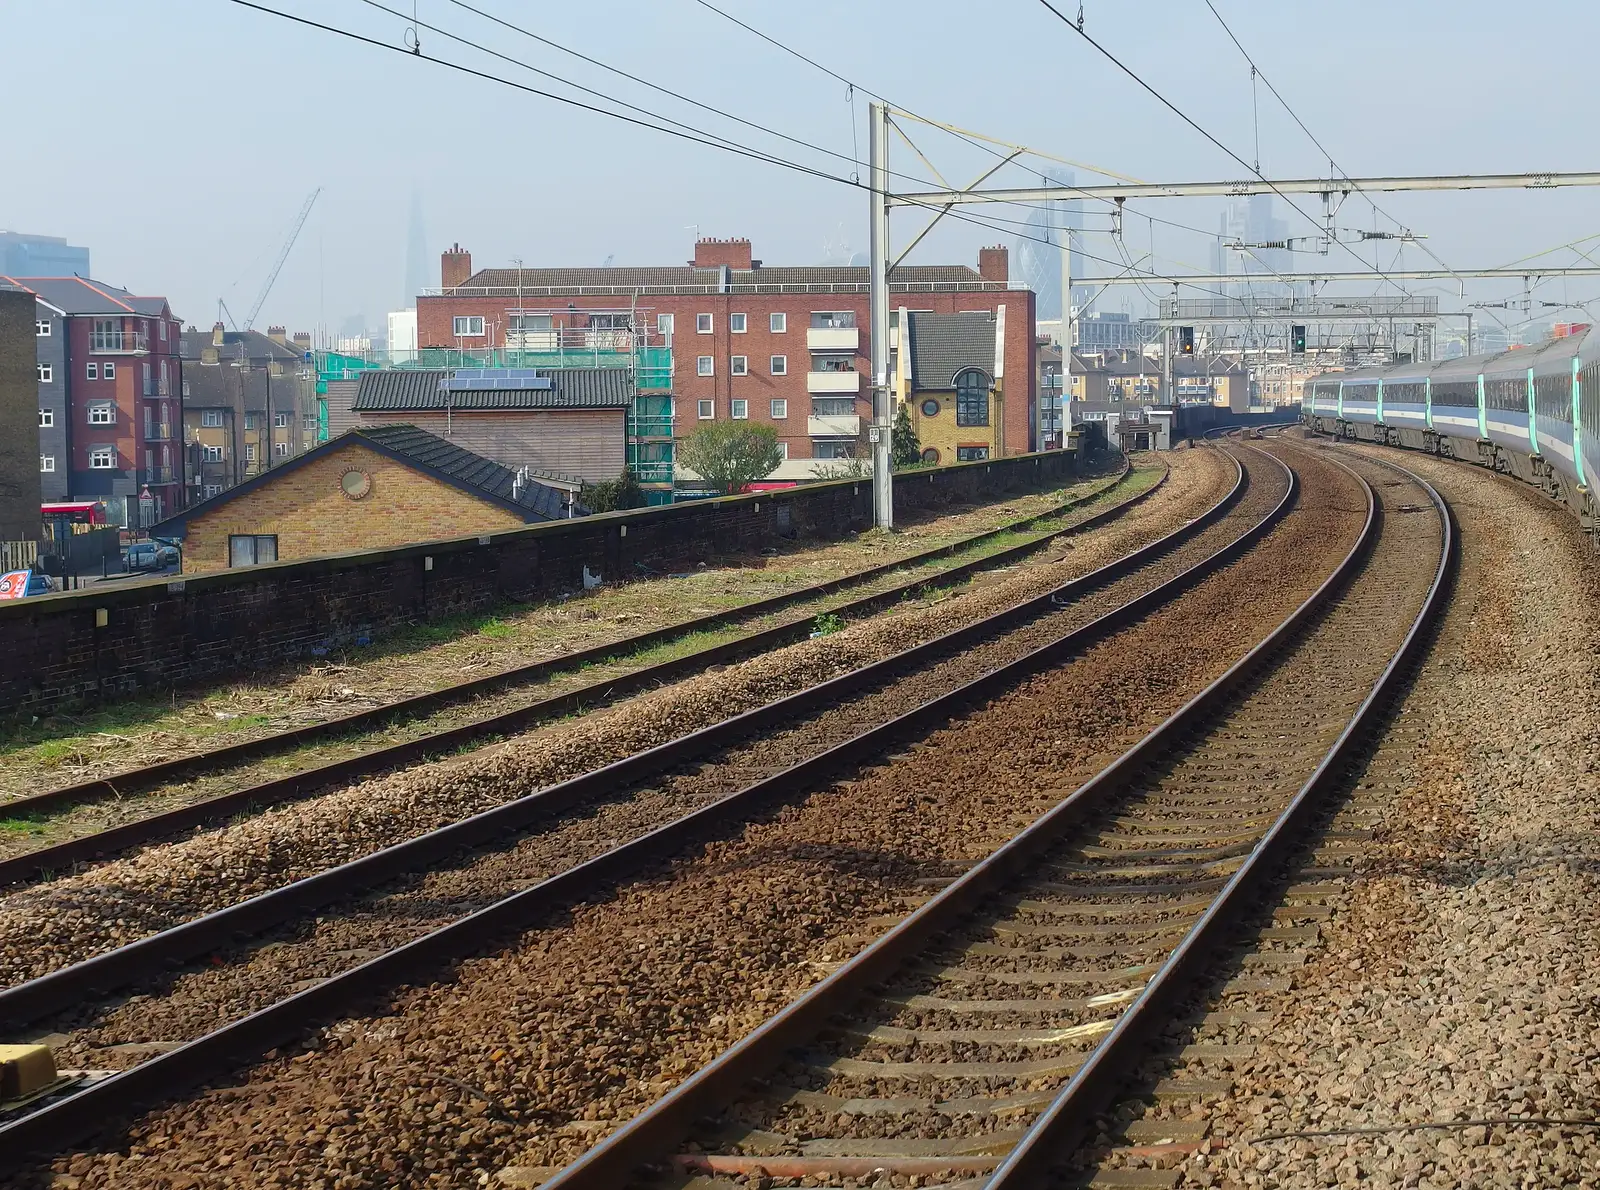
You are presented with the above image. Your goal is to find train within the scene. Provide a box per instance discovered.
[1301,327,1599,541]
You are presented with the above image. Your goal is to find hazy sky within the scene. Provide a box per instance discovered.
[5,0,1598,339]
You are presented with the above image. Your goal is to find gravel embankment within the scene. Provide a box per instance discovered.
[0,453,1235,986]
[24,444,1370,1190]
[39,449,1290,1064]
[1182,444,1600,1190]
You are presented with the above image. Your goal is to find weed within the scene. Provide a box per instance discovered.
[812,612,846,637]
[478,618,515,640]
[0,815,45,834]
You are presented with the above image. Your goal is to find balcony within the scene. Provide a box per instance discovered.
[807,414,862,438]
[806,370,862,394]
[90,330,149,354]
[140,467,177,485]
[143,424,175,442]
[807,326,860,352]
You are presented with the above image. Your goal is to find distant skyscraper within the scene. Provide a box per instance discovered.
[1012,169,1083,323]
[403,190,428,304]
[0,231,90,278]
[1209,195,1294,286]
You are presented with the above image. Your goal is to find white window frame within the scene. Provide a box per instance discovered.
[159,320,167,341]
[88,402,115,425]
[200,409,224,428]
[697,399,714,419]
[729,313,747,334]
[35,319,50,337]
[274,440,290,456]
[37,364,53,383]
[770,354,787,376]
[696,355,714,376]
[656,313,675,336]
[696,313,713,334]
[731,355,748,376]
[38,408,53,428]
[452,315,486,337]
[204,484,224,499]
[103,361,115,379]
[769,312,787,333]
[39,455,55,473]
[730,398,749,419]
[770,398,788,419]
[274,411,289,428]
[245,443,258,462]
[202,444,224,462]
[776,442,789,460]
[89,447,116,469]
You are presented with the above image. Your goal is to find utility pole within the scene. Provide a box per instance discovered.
[868,101,893,530]
[1060,208,1073,447]
[1163,286,1175,407]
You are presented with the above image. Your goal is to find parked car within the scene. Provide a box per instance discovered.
[124,542,179,572]
[0,569,54,599]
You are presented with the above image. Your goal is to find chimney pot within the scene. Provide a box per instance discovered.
[441,244,473,291]
[212,321,225,347]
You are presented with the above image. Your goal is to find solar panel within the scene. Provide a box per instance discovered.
[441,367,555,392]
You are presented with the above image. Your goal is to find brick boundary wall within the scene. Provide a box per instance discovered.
[0,451,1081,716]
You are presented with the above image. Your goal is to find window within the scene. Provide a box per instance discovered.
[697,355,714,376]
[810,311,857,329]
[452,315,485,337]
[812,397,855,417]
[37,364,52,383]
[955,369,991,427]
[770,355,787,376]
[86,362,98,381]
[956,445,991,462]
[246,443,257,462]
[36,319,50,336]
[921,398,941,417]
[731,399,748,419]
[729,313,747,334]
[244,412,259,430]
[921,447,940,464]
[770,312,787,333]
[89,446,116,469]
[88,402,115,425]
[274,411,289,428]
[229,534,278,568]
[770,398,788,419]
[696,313,713,334]
[697,399,714,419]
[815,440,856,459]
[39,456,55,473]
[204,484,224,499]
[203,445,224,462]
[815,355,855,373]
[103,361,114,380]
[275,441,290,456]
[159,320,167,341]
[776,442,789,460]
[201,409,224,428]
[731,355,748,376]
[38,408,53,428]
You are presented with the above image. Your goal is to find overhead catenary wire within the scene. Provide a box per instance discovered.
[226,0,1242,300]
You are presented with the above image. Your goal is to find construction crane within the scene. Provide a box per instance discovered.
[241,188,320,332]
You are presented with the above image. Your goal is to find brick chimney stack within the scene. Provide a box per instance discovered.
[978,246,1009,284]
[692,237,755,270]
[267,325,287,344]
[211,321,225,347]
[441,243,473,290]
[291,331,312,352]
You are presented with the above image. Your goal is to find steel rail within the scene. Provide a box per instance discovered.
[989,452,1454,1188]
[0,462,1156,887]
[0,450,1291,1171]
[0,454,1244,1030]
[533,447,1395,1190]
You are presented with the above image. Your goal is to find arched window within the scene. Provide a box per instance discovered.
[955,369,990,427]
[920,447,940,464]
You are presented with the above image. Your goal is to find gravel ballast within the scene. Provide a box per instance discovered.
[19,445,1371,1189]
[0,453,1235,986]
[1178,444,1600,1190]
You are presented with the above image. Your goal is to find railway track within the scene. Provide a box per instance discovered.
[0,462,1158,886]
[0,447,1310,1173]
[534,446,1452,1190]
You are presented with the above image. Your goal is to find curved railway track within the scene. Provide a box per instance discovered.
[0,447,1307,1173]
[0,462,1159,886]
[534,447,1452,1190]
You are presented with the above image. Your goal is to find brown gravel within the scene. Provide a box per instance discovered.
[1169,444,1600,1190]
[0,453,1232,987]
[20,445,1371,1189]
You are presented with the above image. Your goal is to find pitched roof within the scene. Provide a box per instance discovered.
[907,312,998,390]
[152,424,576,534]
[352,367,633,411]
[0,275,172,316]
[180,327,307,363]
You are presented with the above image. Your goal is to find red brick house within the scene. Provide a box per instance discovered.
[417,238,1038,478]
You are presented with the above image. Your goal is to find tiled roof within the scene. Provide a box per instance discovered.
[352,367,634,411]
[180,328,306,363]
[907,312,998,390]
[352,425,571,520]
[0,275,168,315]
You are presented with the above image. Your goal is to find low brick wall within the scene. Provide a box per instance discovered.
[0,450,1080,716]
